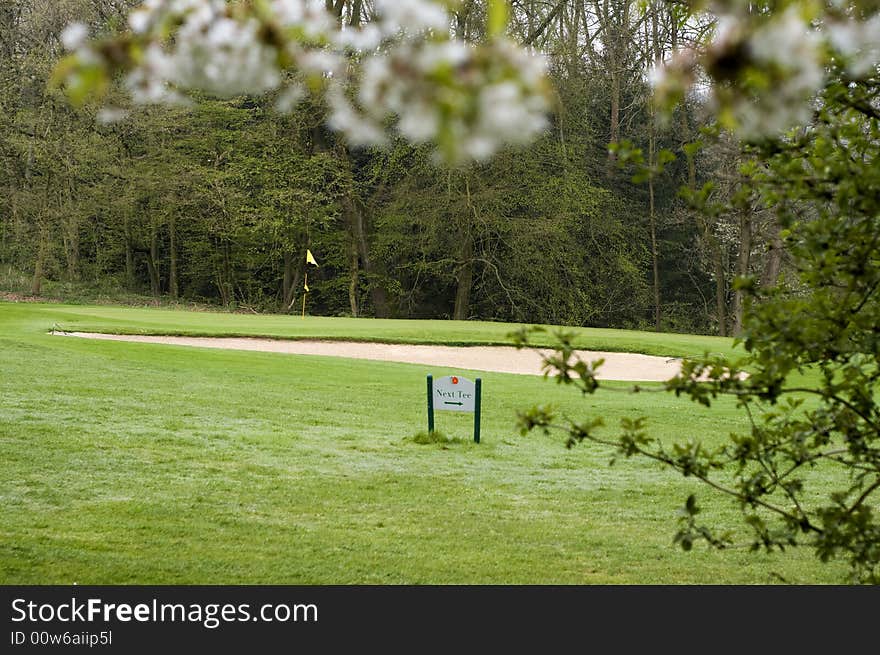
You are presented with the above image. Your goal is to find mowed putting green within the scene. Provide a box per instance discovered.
[0,302,847,583]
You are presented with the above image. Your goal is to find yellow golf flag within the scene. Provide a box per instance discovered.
[306,249,319,267]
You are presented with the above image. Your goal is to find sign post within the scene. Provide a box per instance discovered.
[427,374,435,433]
[426,374,482,443]
[474,378,481,444]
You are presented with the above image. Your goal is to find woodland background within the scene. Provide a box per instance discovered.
[0,1,781,335]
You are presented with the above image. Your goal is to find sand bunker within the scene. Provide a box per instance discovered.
[54,331,687,382]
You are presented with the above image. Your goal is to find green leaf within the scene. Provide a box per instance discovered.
[658,149,676,166]
[682,140,704,158]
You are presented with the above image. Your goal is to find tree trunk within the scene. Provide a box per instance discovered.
[715,253,727,337]
[31,221,47,296]
[281,251,304,312]
[337,192,360,317]
[348,0,362,26]
[124,216,136,289]
[761,220,783,289]
[60,190,79,282]
[648,113,661,332]
[732,206,752,335]
[332,138,388,318]
[609,67,620,153]
[169,214,178,298]
[347,231,359,317]
[282,250,294,311]
[281,252,304,312]
[454,175,480,322]
[62,220,78,281]
[603,0,630,165]
[345,193,387,317]
[455,0,477,40]
[0,194,8,264]
[453,232,474,321]
[648,179,661,332]
[222,239,233,307]
[146,227,161,298]
[681,113,728,334]
[61,161,79,281]
[214,237,231,307]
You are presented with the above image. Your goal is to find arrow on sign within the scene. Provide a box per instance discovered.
[443,401,464,406]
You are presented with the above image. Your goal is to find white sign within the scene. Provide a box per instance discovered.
[433,375,476,412]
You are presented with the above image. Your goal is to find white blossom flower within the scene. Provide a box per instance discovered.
[479,81,548,143]
[733,98,814,141]
[296,50,344,78]
[346,35,549,161]
[414,40,469,71]
[749,7,822,77]
[169,0,212,14]
[270,0,335,41]
[461,135,496,161]
[647,63,666,89]
[497,40,549,88]
[96,107,129,124]
[126,68,176,104]
[700,8,826,140]
[172,14,281,96]
[375,0,450,35]
[275,83,306,113]
[712,13,744,53]
[397,100,439,142]
[61,23,89,51]
[128,8,152,34]
[826,15,880,77]
[125,43,186,104]
[357,55,394,111]
[327,87,387,146]
[743,10,823,138]
[334,24,384,52]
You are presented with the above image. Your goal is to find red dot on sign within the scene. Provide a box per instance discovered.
[452,377,458,384]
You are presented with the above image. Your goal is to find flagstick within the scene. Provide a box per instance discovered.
[301,272,308,318]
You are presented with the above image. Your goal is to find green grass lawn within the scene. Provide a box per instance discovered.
[33,301,741,358]
[0,301,847,583]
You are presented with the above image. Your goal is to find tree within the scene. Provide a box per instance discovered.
[371,135,650,324]
[516,0,880,582]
